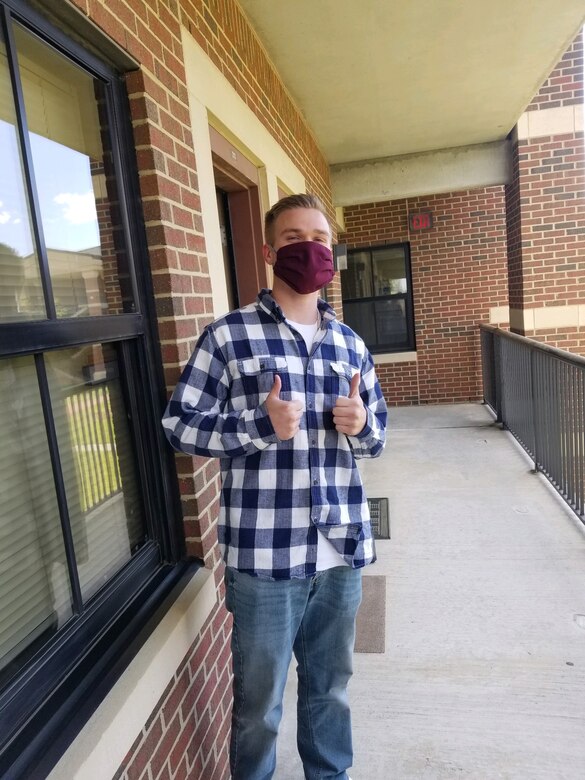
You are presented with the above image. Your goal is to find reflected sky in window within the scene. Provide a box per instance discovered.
[0,121,99,256]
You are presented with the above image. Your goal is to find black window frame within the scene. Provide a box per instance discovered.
[341,241,416,354]
[0,2,194,777]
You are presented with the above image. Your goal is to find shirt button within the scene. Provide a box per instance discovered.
[308,402,313,409]
[311,439,316,446]
[313,478,318,485]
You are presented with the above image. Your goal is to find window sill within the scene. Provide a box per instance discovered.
[3,561,213,779]
[372,351,417,364]
[46,565,217,780]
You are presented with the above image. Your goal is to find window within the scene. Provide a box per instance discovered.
[341,243,415,353]
[0,3,188,776]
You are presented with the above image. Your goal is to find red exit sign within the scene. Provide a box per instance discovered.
[409,211,433,231]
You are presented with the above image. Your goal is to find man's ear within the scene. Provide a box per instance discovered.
[263,243,276,266]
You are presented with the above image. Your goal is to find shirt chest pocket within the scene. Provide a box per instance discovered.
[329,361,356,398]
[235,356,289,404]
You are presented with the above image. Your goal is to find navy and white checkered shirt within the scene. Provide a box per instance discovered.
[162,289,387,579]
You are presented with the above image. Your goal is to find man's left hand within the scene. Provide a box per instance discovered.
[333,373,367,436]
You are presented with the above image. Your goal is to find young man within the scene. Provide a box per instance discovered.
[163,194,387,780]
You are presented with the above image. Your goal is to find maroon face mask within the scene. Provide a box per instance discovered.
[272,241,335,294]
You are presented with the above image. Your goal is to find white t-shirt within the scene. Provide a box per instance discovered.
[288,317,348,571]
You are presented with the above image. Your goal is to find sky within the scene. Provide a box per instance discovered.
[0,120,99,257]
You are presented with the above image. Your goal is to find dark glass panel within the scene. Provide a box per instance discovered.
[342,299,378,346]
[0,355,73,691]
[341,250,373,299]
[372,245,407,296]
[374,298,409,347]
[45,343,145,602]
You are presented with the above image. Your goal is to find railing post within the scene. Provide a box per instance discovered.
[530,347,540,472]
[494,333,503,425]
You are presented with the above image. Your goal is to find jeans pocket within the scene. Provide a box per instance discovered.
[224,566,235,614]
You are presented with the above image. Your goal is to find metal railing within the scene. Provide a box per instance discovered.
[480,325,585,523]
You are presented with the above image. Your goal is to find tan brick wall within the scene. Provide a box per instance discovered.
[66,2,334,778]
[341,188,509,405]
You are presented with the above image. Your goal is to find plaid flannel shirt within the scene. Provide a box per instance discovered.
[162,289,387,579]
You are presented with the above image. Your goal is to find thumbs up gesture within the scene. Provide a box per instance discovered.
[333,372,367,436]
[265,374,303,440]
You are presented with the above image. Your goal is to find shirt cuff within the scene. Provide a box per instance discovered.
[347,408,375,446]
[245,405,278,447]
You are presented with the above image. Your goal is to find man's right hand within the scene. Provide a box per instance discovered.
[265,375,303,440]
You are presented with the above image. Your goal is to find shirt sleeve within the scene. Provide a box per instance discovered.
[161,326,278,458]
[346,347,387,459]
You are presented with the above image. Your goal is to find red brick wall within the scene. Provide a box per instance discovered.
[340,188,509,405]
[507,33,585,355]
[508,134,585,308]
[115,572,233,780]
[522,327,585,353]
[505,141,523,310]
[374,361,419,406]
[64,1,334,778]
[527,33,583,111]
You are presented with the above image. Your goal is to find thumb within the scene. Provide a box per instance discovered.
[269,373,282,399]
[349,372,361,398]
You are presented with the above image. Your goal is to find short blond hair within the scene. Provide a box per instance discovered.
[264,194,330,245]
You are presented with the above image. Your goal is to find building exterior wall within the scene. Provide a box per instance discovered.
[18,3,582,777]
[507,33,585,353]
[340,187,509,405]
[526,35,583,112]
[339,33,583,405]
[52,1,332,778]
[114,570,233,780]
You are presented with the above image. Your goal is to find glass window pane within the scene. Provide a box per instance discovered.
[372,246,407,296]
[0,31,45,322]
[375,298,408,347]
[341,250,373,299]
[342,300,377,346]
[13,24,135,318]
[45,343,145,602]
[0,356,73,690]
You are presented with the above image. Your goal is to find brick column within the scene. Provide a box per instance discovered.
[506,33,585,354]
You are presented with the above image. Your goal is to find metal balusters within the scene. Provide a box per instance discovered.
[480,324,585,525]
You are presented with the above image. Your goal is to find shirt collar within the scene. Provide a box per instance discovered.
[256,288,337,325]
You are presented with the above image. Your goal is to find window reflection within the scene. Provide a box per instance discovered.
[12,23,135,319]
[341,250,372,299]
[45,344,145,602]
[375,298,407,344]
[0,35,45,322]
[372,247,407,296]
[0,356,72,688]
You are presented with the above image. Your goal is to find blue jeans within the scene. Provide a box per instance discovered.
[224,565,362,780]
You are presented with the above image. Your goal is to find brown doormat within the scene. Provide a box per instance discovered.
[355,575,386,653]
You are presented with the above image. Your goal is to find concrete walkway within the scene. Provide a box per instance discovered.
[275,403,585,779]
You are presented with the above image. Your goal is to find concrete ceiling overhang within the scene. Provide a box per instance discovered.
[238,0,585,167]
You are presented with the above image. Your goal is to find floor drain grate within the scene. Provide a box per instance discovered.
[367,497,390,539]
